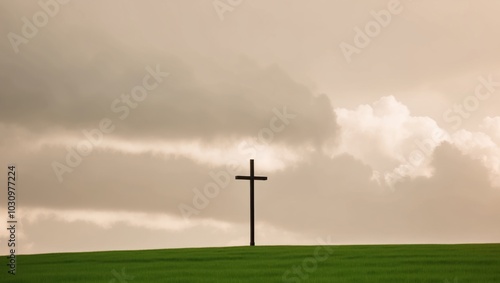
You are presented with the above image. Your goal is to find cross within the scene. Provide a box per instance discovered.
[235,159,268,246]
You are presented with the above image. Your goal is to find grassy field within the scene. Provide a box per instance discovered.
[2,244,500,282]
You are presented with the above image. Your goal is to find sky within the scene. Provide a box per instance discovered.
[1,0,500,255]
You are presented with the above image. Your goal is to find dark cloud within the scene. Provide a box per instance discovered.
[0,3,338,146]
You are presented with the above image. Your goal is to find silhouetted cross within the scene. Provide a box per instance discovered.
[235,159,268,246]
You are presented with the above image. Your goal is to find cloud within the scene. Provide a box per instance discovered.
[0,5,338,148]
[1,4,341,180]
[22,208,231,232]
[334,96,500,187]
[334,96,449,183]
[451,128,500,187]
[0,33,338,173]
[481,116,500,142]
[263,143,500,244]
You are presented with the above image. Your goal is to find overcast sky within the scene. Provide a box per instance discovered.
[1,0,500,255]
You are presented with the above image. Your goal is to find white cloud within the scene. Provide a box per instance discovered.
[480,116,500,143]
[334,96,500,188]
[451,126,500,187]
[334,96,449,184]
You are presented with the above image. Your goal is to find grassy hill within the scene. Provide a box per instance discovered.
[2,244,500,282]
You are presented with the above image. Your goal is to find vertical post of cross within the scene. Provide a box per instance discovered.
[249,159,255,246]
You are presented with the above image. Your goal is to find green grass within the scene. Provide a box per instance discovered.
[2,244,500,282]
